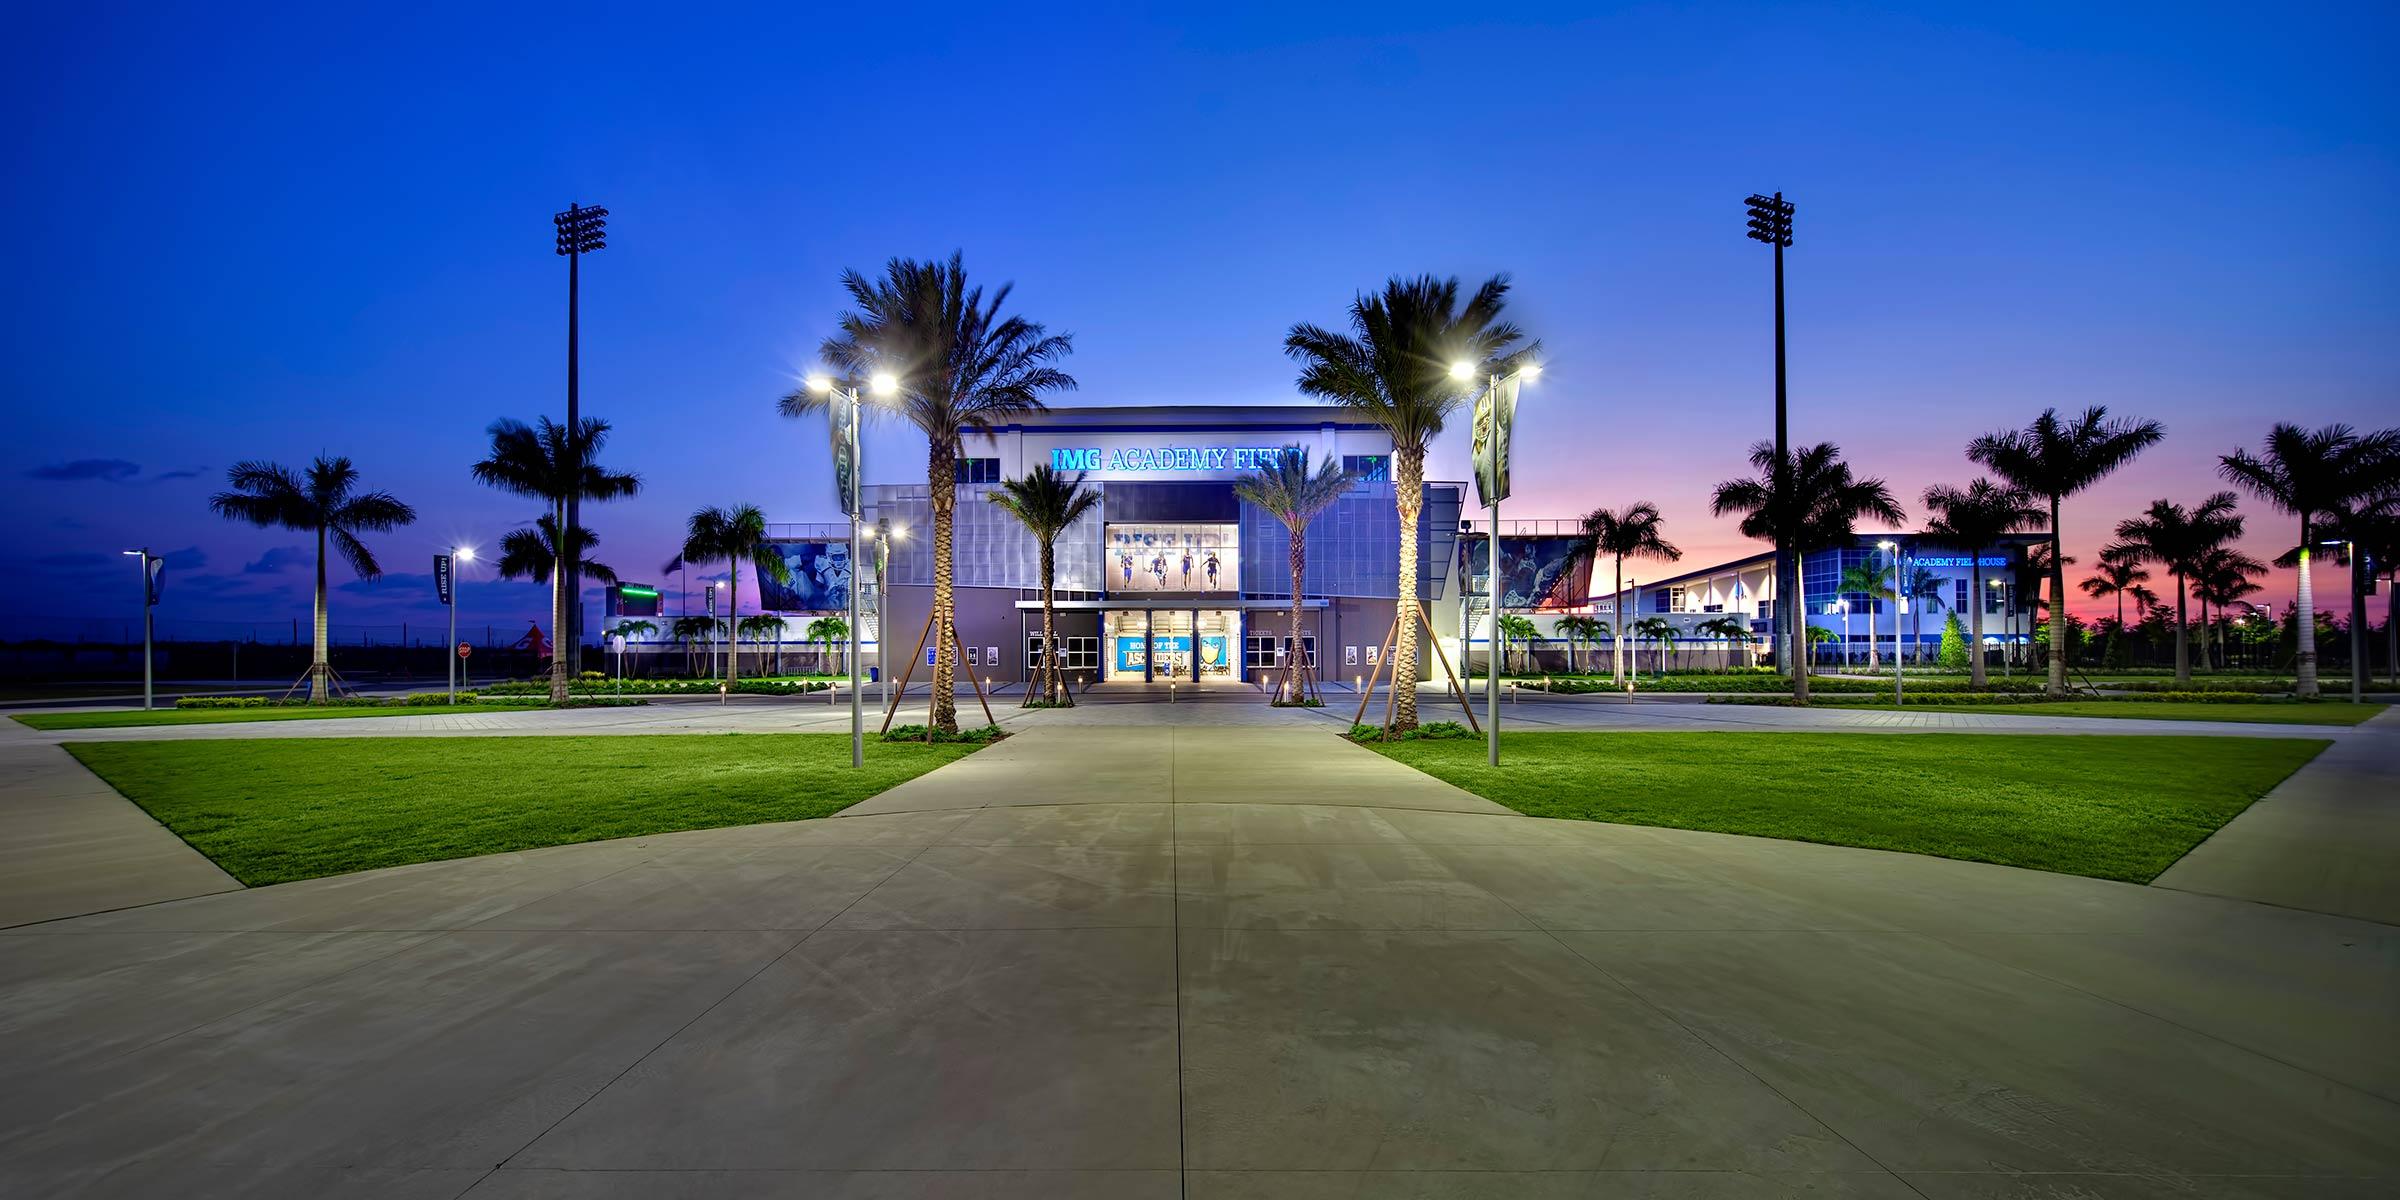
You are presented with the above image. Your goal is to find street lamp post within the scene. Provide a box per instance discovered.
[1879,540,1904,705]
[872,518,906,714]
[809,372,899,768]
[552,202,607,676]
[448,547,474,704]
[122,549,155,709]
[1745,191,1796,678]
[1456,360,1538,768]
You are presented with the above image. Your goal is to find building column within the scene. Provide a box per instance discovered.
[1143,608,1154,683]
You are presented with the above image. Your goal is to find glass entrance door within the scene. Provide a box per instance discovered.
[1148,611,1194,680]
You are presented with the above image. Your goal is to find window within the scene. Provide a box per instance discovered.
[954,457,1001,485]
[1244,634,1317,670]
[1027,634,1099,671]
[1954,579,1969,613]
[1341,455,1389,484]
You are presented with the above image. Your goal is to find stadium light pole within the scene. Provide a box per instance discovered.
[122,549,154,709]
[810,370,900,767]
[1745,191,1795,676]
[553,202,608,676]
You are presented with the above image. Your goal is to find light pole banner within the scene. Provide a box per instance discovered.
[433,554,453,606]
[828,392,859,516]
[1471,373,1519,508]
[144,558,165,606]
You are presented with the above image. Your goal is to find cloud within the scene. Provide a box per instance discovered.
[27,459,140,483]
[243,545,311,574]
[162,546,207,570]
[149,468,205,483]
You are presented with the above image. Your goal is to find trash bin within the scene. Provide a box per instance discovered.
[868,666,880,683]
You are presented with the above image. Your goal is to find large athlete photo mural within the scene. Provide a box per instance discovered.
[1458,535,1594,610]
[758,539,852,612]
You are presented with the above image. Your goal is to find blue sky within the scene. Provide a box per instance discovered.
[5,2,2394,637]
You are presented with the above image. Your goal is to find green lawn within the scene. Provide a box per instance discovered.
[1370,731,2328,882]
[65,733,978,885]
[1809,700,2390,726]
[15,705,550,731]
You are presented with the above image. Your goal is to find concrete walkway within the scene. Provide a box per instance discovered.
[0,736,237,928]
[2,722,2395,1198]
[2155,712,2400,924]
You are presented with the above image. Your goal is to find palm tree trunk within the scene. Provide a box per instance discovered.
[1611,556,1625,686]
[725,560,741,690]
[928,445,961,730]
[2046,497,2068,696]
[1968,562,1987,688]
[1037,541,1061,707]
[2173,574,2191,683]
[1288,529,1307,702]
[311,523,330,702]
[549,498,570,705]
[1390,447,1424,730]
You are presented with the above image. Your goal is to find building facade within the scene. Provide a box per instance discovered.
[850,406,1465,688]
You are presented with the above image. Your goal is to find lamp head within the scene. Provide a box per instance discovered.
[869,372,899,398]
[805,375,834,395]
[1448,361,1475,382]
[454,546,475,563]
[1519,363,1542,380]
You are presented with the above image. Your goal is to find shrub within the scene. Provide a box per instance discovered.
[1347,720,1474,741]
[478,677,831,697]
[882,724,1006,744]
[1938,613,1969,670]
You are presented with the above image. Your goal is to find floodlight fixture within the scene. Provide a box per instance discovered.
[1744,191,1794,247]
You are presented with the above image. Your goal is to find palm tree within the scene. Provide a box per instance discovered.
[802,615,847,676]
[605,619,656,679]
[669,615,720,677]
[1923,478,2043,688]
[1835,557,1890,670]
[1232,449,1351,703]
[2078,553,2152,661]
[1553,614,1606,674]
[2219,424,2400,697]
[2106,493,2245,683]
[677,505,789,691]
[739,615,791,675]
[1569,502,1682,686]
[1286,274,1534,732]
[210,456,416,702]
[781,254,1076,732]
[471,417,642,704]
[496,514,619,591]
[1494,613,1538,676]
[988,464,1102,706]
[1899,565,1948,666]
[1631,616,1676,674]
[1711,442,1904,701]
[2191,545,2265,672]
[1968,407,2165,695]
[1697,616,1751,669]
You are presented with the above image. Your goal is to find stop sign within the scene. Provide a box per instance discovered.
[457,642,472,660]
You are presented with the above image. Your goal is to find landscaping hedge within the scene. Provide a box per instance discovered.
[1520,674,2044,695]
[478,677,831,697]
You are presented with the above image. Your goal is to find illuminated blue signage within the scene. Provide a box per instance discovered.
[1909,556,2012,568]
[1053,446,1298,473]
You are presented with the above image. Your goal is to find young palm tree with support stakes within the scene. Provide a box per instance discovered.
[1969,407,2164,696]
[1285,274,1533,733]
[1569,502,1681,687]
[1493,613,1538,676]
[1232,449,1350,704]
[987,464,1100,706]
[669,615,720,677]
[2218,423,2400,698]
[1696,616,1752,669]
[471,417,641,704]
[738,615,790,674]
[781,254,1076,733]
[2106,493,2245,684]
[1553,614,1606,674]
[1923,479,2042,688]
[210,456,416,703]
[1711,442,1904,702]
[677,505,788,691]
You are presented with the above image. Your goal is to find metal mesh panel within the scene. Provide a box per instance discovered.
[865,484,1103,592]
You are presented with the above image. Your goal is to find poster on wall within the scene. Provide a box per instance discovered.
[759,540,852,612]
[1458,536,1593,610]
[1106,524,1236,594]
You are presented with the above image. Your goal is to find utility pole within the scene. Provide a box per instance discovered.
[123,549,157,709]
[1746,192,1796,673]
[553,202,608,675]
